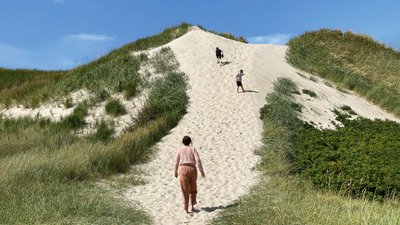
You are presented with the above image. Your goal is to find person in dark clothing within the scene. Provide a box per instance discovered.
[215,47,223,63]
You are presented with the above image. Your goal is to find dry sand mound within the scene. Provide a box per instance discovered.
[124,28,398,225]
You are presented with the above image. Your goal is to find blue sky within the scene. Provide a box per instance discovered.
[1,0,399,70]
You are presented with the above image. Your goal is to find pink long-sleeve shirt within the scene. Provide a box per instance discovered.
[174,146,204,174]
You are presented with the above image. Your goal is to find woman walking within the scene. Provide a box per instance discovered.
[174,136,206,213]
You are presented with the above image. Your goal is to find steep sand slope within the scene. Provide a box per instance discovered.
[125,28,398,225]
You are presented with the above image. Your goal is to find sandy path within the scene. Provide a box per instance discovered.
[125,29,265,225]
[124,28,399,225]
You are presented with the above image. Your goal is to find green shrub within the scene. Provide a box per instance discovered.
[125,79,139,99]
[138,53,149,62]
[340,105,357,115]
[105,99,126,117]
[63,97,73,108]
[88,120,114,143]
[61,102,88,129]
[259,78,400,200]
[302,89,317,97]
[332,108,352,123]
[294,118,400,200]
[95,89,110,102]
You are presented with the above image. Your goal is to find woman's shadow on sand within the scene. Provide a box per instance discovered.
[242,90,259,93]
[201,203,238,212]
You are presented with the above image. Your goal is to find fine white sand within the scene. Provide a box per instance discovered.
[124,27,399,225]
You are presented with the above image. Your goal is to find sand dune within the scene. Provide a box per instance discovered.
[124,27,398,225]
[1,26,397,224]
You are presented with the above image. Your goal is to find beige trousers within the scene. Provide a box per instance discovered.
[179,164,198,211]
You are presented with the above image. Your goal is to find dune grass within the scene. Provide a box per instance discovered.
[105,99,127,117]
[0,29,188,223]
[1,73,187,224]
[197,25,247,43]
[286,29,400,117]
[88,120,114,143]
[0,181,150,225]
[0,23,191,108]
[302,88,317,97]
[0,118,77,159]
[212,78,400,225]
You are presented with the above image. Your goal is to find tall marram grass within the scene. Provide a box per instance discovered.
[0,72,187,223]
[0,23,191,107]
[0,181,150,225]
[0,31,188,224]
[0,118,77,159]
[286,29,400,117]
[212,78,400,225]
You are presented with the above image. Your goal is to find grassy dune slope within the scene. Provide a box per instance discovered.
[0,25,189,224]
[0,23,191,107]
[286,29,400,117]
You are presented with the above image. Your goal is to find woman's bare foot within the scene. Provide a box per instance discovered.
[191,207,200,213]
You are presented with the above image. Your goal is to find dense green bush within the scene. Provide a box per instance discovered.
[294,118,400,200]
[258,79,400,200]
